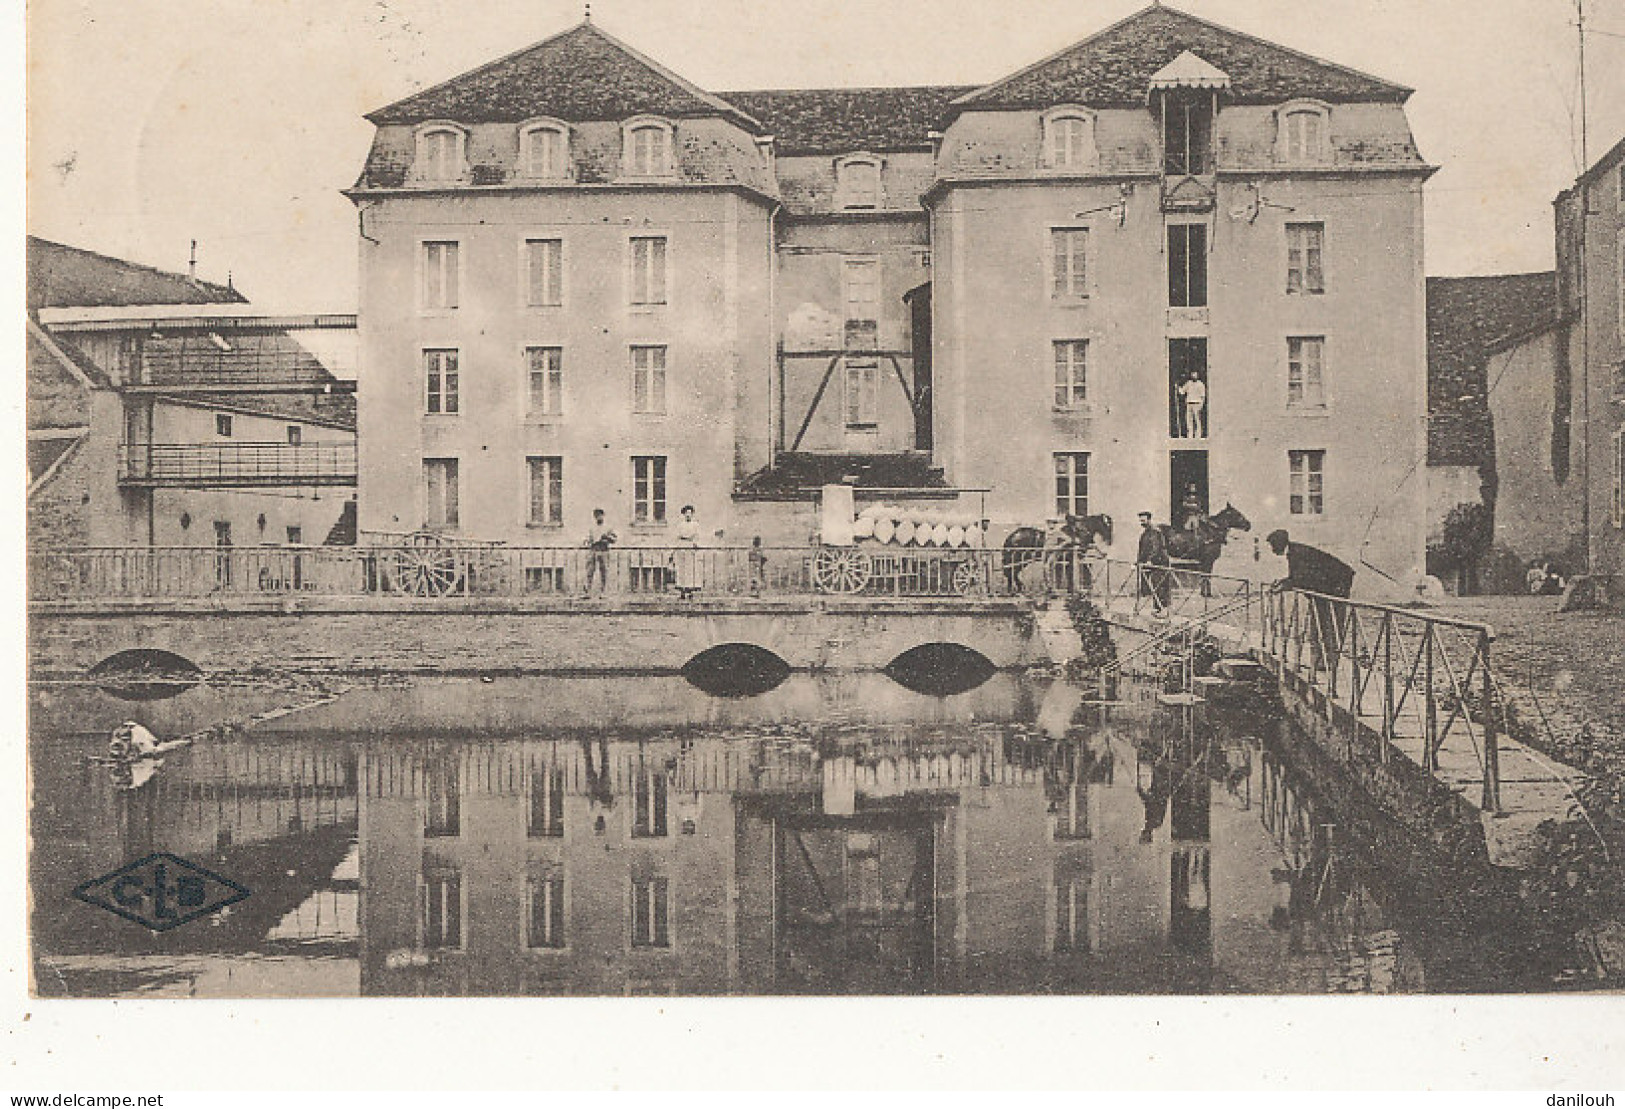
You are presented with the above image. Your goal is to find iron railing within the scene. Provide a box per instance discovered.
[1259,588,1501,813]
[118,442,357,487]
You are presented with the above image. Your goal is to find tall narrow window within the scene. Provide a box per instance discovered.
[625,122,672,177]
[1054,452,1089,516]
[527,763,565,838]
[631,346,668,415]
[1287,338,1326,408]
[525,238,563,306]
[1286,223,1325,295]
[526,347,562,416]
[631,877,671,948]
[416,127,464,182]
[835,156,882,209]
[1167,224,1208,307]
[422,870,462,950]
[844,359,879,428]
[424,757,460,837]
[632,767,669,838]
[526,875,566,949]
[424,458,460,530]
[421,241,459,310]
[1289,450,1325,516]
[632,456,667,524]
[1054,778,1091,840]
[215,413,233,437]
[1162,96,1211,175]
[1053,340,1088,409]
[629,237,668,306]
[527,456,563,527]
[842,258,880,322]
[286,425,302,446]
[1051,229,1088,299]
[1278,106,1328,164]
[424,349,459,415]
[521,124,569,180]
[1044,110,1096,170]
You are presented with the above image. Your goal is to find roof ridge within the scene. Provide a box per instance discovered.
[1158,4,1411,98]
[365,21,589,123]
[722,84,980,96]
[27,235,243,301]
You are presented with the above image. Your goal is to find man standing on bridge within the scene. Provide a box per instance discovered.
[1266,529,1354,670]
[1136,511,1170,617]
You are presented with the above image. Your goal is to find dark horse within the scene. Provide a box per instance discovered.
[1162,502,1251,592]
[1002,513,1113,592]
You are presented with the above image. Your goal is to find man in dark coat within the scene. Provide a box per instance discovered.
[1136,511,1171,616]
[1267,529,1354,669]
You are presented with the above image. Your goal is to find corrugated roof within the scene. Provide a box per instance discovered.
[366,20,757,128]
[1427,272,1559,468]
[27,237,244,311]
[953,4,1411,110]
[720,86,976,155]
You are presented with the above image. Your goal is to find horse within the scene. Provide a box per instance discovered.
[1002,513,1113,592]
[1161,502,1251,593]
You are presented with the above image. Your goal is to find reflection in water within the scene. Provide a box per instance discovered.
[27,671,1564,997]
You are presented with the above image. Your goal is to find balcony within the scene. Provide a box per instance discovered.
[118,442,357,488]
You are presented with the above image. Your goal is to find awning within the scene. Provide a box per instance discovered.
[1148,50,1232,94]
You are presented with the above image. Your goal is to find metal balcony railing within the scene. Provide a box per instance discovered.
[117,442,357,487]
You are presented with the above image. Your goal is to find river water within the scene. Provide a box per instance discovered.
[28,669,1557,996]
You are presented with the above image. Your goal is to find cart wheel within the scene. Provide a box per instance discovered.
[394,532,461,597]
[812,547,872,594]
[951,559,981,596]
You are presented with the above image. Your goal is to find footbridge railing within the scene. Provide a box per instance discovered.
[1258,588,1501,813]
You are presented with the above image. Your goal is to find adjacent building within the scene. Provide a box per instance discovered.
[348,5,1432,589]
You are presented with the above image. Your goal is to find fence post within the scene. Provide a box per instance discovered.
[1422,623,1437,776]
[1480,630,1501,814]
[1381,613,1394,761]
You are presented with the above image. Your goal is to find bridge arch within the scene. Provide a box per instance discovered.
[680,642,792,697]
[883,642,996,696]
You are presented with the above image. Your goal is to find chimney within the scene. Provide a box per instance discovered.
[188,239,197,280]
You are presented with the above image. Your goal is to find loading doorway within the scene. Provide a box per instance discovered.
[1170,450,1208,531]
[1168,338,1208,440]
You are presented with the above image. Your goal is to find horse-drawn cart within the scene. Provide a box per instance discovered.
[810,485,989,597]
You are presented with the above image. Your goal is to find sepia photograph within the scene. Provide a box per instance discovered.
[19,0,1625,1046]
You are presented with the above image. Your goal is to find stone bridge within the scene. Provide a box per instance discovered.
[29,595,1044,677]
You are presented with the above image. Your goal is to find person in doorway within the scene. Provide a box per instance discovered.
[583,508,617,596]
[1136,511,1171,617]
[1266,529,1355,670]
[672,504,703,600]
[748,536,768,596]
[1177,371,1207,438]
[1180,483,1204,531]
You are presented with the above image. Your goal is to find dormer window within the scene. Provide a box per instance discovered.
[520,120,571,180]
[623,117,674,178]
[1277,101,1331,165]
[414,123,467,184]
[1041,107,1097,171]
[834,154,882,210]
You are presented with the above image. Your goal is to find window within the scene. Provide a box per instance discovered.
[213,521,232,546]
[1054,874,1089,953]
[631,346,668,415]
[842,258,880,322]
[623,119,673,177]
[527,456,563,527]
[525,347,562,417]
[1053,340,1088,409]
[631,877,671,948]
[1289,450,1325,516]
[527,763,564,837]
[1051,228,1088,299]
[215,413,233,437]
[632,456,667,524]
[421,241,459,310]
[286,425,302,446]
[424,757,460,837]
[1287,337,1326,408]
[424,349,459,415]
[1278,103,1329,164]
[1167,223,1208,308]
[520,122,569,180]
[844,359,879,427]
[424,458,459,530]
[1054,452,1089,516]
[633,767,668,838]
[421,870,462,950]
[415,125,465,182]
[1162,96,1211,175]
[835,155,882,209]
[1287,223,1325,295]
[525,238,563,307]
[526,875,566,949]
[286,526,303,545]
[1043,109,1096,170]
[629,236,668,306]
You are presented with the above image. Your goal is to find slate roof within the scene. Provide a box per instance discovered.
[27,236,244,311]
[1427,272,1559,467]
[366,21,757,128]
[720,87,976,155]
[952,4,1410,110]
